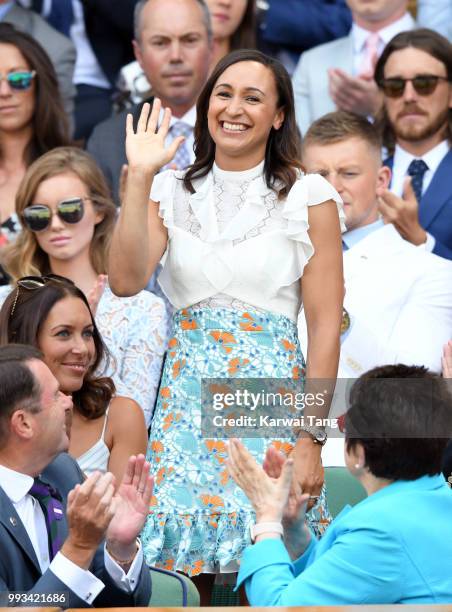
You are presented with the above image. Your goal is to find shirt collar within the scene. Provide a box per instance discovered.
[393,140,450,177]
[0,2,14,20]
[352,12,415,53]
[343,218,384,249]
[166,104,197,130]
[0,464,34,504]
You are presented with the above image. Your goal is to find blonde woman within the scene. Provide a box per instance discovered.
[0,146,167,426]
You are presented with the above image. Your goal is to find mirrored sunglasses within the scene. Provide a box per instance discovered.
[22,198,86,232]
[379,74,449,98]
[1,70,36,90]
[10,274,75,318]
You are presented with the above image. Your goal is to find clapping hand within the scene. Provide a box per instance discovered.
[378,177,427,245]
[87,274,107,316]
[442,341,452,379]
[227,438,294,523]
[106,455,154,550]
[328,68,382,117]
[125,99,186,175]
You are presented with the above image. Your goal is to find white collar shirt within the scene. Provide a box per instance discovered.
[351,12,416,75]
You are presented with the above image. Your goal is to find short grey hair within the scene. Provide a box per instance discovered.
[134,0,212,42]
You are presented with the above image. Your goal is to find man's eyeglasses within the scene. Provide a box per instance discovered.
[0,70,36,91]
[378,74,449,98]
[22,198,87,232]
[10,274,74,319]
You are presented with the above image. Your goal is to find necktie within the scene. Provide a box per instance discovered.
[359,32,380,76]
[47,0,74,38]
[29,478,65,561]
[168,121,192,171]
[407,159,429,203]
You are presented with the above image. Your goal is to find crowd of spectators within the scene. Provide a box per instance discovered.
[0,0,451,607]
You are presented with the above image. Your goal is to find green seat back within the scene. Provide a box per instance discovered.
[324,466,367,518]
[149,567,200,607]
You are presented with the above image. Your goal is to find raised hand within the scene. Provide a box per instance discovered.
[125,99,186,175]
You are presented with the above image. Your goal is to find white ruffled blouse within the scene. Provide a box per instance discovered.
[151,161,344,322]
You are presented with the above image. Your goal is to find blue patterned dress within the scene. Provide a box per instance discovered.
[141,161,344,575]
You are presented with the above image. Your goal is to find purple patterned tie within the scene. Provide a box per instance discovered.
[29,478,65,561]
[169,121,192,170]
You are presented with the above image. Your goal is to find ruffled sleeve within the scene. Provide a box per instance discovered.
[150,169,183,230]
[283,172,345,270]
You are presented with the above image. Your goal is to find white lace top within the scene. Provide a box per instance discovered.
[96,283,167,426]
[151,161,344,321]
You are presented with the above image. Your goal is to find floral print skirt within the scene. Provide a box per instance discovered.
[141,306,331,575]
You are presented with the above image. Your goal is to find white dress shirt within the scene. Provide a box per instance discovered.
[390,140,450,251]
[0,464,143,604]
[351,12,416,76]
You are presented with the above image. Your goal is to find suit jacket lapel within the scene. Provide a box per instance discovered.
[0,487,41,574]
[420,148,452,228]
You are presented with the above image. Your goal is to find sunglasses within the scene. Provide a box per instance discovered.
[0,70,36,90]
[22,198,86,232]
[10,274,75,318]
[378,74,449,98]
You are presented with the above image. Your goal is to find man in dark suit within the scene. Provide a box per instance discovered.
[0,0,76,123]
[0,344,152,608]
[27,0,140,140]
[375,29,452,260]
[87,0,212,204]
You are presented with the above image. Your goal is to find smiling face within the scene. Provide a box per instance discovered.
[133,0,211,116]
[0,42,35,134]
[303,136,390,231]
[383,47,452,150]
[27,171,103,266]
[207,60,284,170]
[206,0,248,42]
[37,296,96,395]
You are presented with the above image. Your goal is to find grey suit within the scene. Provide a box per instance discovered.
[292,35,353,136]
[0,453,151,608]
[3,2,76,124]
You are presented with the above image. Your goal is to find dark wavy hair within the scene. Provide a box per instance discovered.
[183,49,303,199]
[229,0,256,52]
[0,278,115,420]
[374,28,452,154]
[0,23,70,165]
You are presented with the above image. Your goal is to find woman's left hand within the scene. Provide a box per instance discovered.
[227,438,294,523]
[291,437,324,509]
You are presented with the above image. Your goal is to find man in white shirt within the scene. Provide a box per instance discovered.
[87,0,212,204]
[292,0,415,135]
[374,29,452,259]
[299,110,452,378]
[0,344,152,608]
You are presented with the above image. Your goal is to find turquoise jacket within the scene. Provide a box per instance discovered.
[236,474,452,605]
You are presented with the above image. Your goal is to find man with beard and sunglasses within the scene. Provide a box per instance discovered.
[375,29,452,260]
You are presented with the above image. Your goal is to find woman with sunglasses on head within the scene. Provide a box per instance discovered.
[0,23,70,285]
[109,48,344,592]
[206,0,256,69]
[0,274,148,482]
[0,146,168,427]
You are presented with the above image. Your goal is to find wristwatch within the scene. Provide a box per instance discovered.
[296,424,327,445]
[250,521,283,543]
